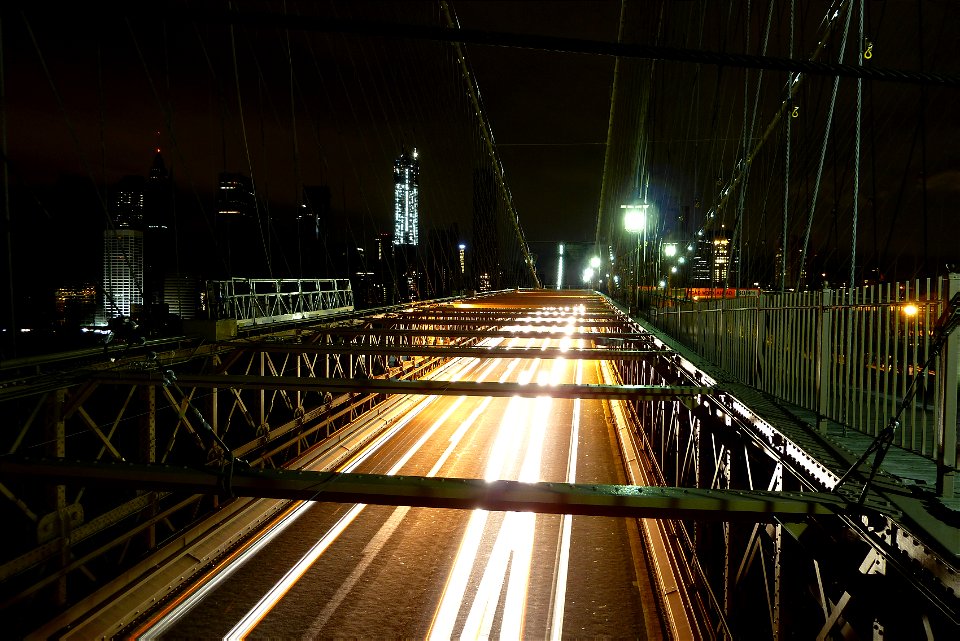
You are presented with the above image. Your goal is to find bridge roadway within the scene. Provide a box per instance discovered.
[125,333,665,638]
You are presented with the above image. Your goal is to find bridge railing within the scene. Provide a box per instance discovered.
[645,274,959,487]
[207,278,354,327]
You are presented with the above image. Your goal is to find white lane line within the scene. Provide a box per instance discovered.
[427,508,491,641]
[302,504,412,636]
[549,358,583,641]
[143,348,490,637]
[224,503,366,640]
[431,354,554,640]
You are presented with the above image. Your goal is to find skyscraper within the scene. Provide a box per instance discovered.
[393,148,419,246]
[216,172,258,276]
[101,176,145,323]
[217,172,256,218]
[102,230,143,321]
[471,167,500,291]
[144,149,174,308]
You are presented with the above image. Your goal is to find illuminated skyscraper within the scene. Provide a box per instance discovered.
[101,177,145,323]
[692,228,738,287]
[102,229,143,322]
[393,148,419,246]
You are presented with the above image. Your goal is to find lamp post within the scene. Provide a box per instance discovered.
[623,204,649,313]
[588,256,601,291]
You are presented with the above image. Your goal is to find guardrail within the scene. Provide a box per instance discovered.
[208,278,354,327]
[643,274,960,495]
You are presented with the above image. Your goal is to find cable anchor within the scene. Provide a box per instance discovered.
[791,106,799,118]
[863,41,873,59]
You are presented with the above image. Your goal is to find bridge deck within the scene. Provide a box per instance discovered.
[637,313,960,558]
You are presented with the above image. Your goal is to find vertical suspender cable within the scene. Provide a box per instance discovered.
[284,2,305,277]
[916,1,928,277]
[229,12,273,277]
[733,0,774,289]
[780,0,794,292]
[852,0,863,288]
[797,1,853,289]
[734,0,748,289]
[0,15,13,353]
[594,0,625,247]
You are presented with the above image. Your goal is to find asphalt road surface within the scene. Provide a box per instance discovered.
[133,315,663,639]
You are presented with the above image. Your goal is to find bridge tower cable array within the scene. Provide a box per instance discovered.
[440,1,541,289]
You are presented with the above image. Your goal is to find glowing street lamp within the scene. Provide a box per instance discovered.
[589,256,601,269]
[622,203,651,311]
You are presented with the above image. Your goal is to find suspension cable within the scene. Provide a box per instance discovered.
[780,0,794,293]
[851,0,863,288]
[228,13,272,277]
[797,0,853,289]
[594,0,627,252]
[439,1,540,288]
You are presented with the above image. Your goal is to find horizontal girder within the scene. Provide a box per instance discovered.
[312,328,650,342]
[87,371,708,400]
[0,458,846,521]
[225,342,662,360]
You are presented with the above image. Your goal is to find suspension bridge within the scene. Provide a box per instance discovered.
[0,2,958,638]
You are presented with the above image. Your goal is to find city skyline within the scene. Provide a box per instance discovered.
[2,2,959,337]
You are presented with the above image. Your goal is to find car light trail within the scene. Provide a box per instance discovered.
[224,342,524,638]
[549,358,584,640]
[138,349,485,638]
[430,354,556,639]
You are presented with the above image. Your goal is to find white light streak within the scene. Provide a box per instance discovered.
[549,359,583,640]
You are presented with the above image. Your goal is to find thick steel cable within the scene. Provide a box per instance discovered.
[439,1,540,288]
[168,9,960,88]
[228,17,273,277]
[797,1,853,289]
[593,0,626,253]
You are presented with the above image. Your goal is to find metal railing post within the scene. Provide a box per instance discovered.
[817,289,833,434]
[936,273,959,497]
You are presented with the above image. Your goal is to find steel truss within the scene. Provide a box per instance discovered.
[0,293,957,639]
[0,302,482,625]
[609,306,960,638]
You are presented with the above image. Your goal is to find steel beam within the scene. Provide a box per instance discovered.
[224,343,662,361]
[87,372,707,400]
[371,319,627,328]
[309,328,652,342]
[0,459,846,521]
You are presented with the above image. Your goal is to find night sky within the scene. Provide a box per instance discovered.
[2,1,959,328]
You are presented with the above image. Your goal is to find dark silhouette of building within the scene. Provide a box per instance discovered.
[471,167,500,292]
[216,172,260,277]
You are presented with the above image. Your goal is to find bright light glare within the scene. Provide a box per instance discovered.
[903,304,919,316]
[589,256,601,269]
[582,267,594,283]
[623,207,646,232]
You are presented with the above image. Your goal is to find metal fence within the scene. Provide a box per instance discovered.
[644,274,959,478]
[208,278,354,327]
